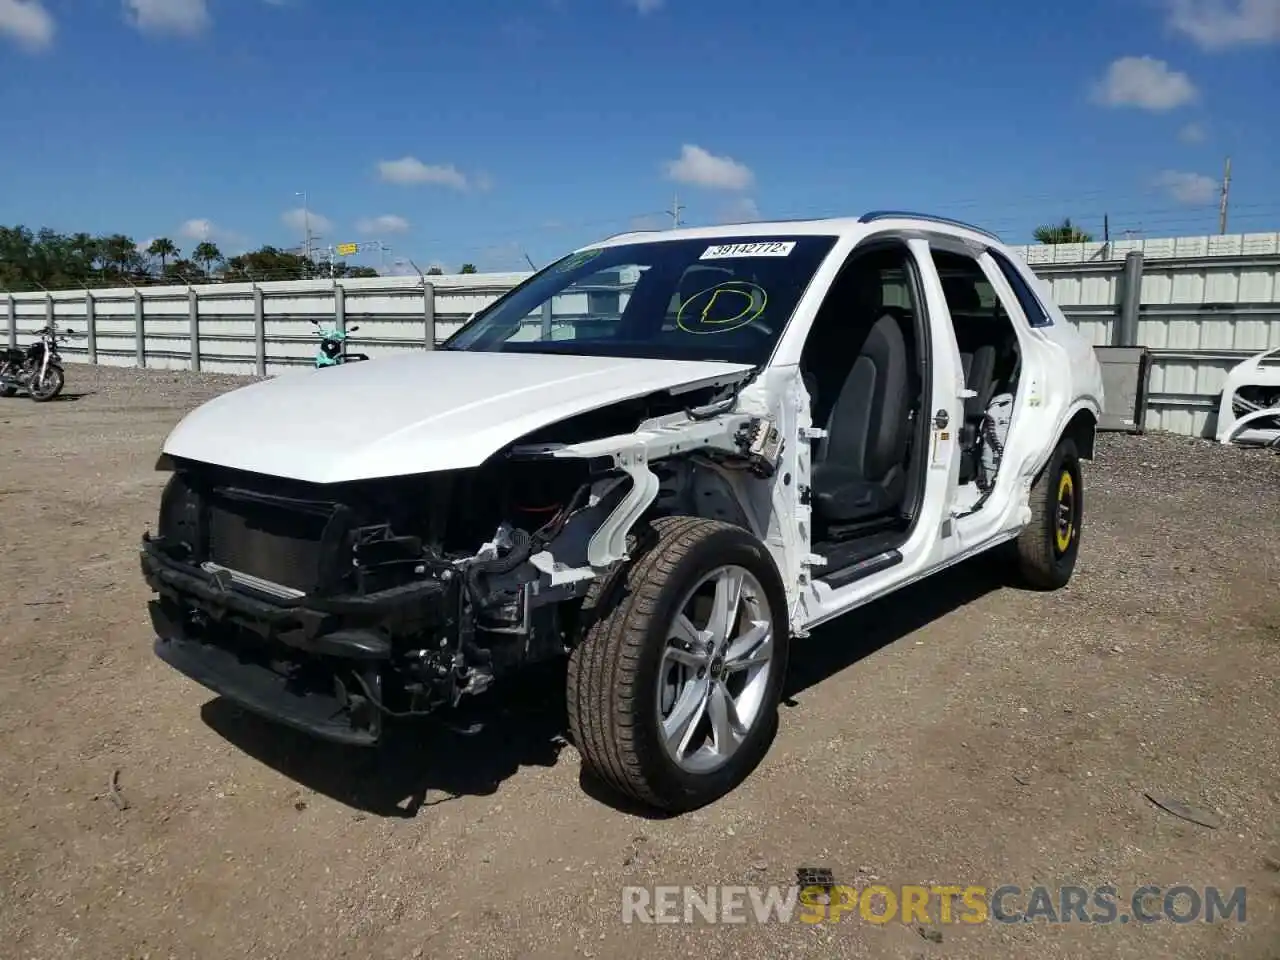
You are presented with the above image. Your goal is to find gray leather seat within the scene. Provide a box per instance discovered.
[810,312,912,523]
[944,277,1001,482]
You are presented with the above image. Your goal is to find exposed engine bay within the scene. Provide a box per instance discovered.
[140,378,784,745]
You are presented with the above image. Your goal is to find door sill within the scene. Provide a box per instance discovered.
[814,530,907,588]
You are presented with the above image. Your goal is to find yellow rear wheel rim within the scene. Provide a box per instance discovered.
[1054,470,1075,554]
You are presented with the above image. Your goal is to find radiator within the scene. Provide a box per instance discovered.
[205,493,332,594]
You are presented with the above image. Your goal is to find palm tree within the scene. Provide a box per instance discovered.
[148,237,179,272]
[192,241,223,278]
[98,234,141,280]
[1034,218,1093,245]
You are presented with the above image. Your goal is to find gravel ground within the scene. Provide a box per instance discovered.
[0,364,1277,960]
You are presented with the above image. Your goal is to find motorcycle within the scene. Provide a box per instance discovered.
[311,319,369,368]
[0,325,73,402]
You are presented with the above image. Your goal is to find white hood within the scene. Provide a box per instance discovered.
[162,350,752,483]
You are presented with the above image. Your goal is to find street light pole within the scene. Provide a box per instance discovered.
[398,258,435,350]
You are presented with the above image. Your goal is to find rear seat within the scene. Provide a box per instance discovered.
[957,346,997,483]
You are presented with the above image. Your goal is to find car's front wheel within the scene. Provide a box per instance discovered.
[566,516,790,813]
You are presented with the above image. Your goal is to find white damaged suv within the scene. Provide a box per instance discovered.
[142,212,1103,812]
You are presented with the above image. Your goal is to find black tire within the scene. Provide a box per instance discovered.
[1014,436,1083,589]
[29,365,64,402]
[566,516,790,813]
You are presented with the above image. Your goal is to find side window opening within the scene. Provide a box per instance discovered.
[988,249,1053,328]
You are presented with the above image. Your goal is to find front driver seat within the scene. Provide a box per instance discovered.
[810,311,912,524]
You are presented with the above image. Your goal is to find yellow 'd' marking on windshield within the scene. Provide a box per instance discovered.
[676,281,768,335]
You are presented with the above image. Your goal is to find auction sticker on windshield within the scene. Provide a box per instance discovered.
[700,241,796,260]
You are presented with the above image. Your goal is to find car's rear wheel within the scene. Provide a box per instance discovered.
[566,516,789,813]
[1014,435,1083,589]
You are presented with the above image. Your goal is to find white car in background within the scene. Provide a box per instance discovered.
[141,211,1104,813]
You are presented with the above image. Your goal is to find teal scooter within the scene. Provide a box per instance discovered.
[311,319,369,368]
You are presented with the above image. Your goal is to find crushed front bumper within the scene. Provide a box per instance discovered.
[141,534,458,746]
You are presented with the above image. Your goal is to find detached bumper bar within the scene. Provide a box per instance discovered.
[151,614,380,747]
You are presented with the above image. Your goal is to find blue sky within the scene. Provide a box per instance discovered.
[1,0,1277,273]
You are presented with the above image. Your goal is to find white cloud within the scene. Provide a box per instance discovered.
[0,0,54,51]
[124,0,210,36]
[717,196,761,224]
[1178,121,1207,142]
[281,207,334,235]
[356,214,410,235]
[664,144,754,191]
[1155,169,1218,204]
[1164,0,1280,49]
[377,157,471,190]
[179,218,214,241]
[630,0,664,12]
[1090,56,1198,110]
[173,219,246,250]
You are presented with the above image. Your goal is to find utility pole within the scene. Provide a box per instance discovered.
[1217,156,1232,235]
[296,190,312,260]
[668,192,684,229]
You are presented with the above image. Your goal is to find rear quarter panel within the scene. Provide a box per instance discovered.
[1034,273,1105,452]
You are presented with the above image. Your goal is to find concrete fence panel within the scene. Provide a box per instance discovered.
[4,236,1280,439]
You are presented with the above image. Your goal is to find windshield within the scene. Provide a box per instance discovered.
[442,235,838,365]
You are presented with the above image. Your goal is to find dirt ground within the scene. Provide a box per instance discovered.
[0,364,1277,960]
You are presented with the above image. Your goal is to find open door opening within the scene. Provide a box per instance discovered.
[798,241,932,586]
[930,248,1024,517]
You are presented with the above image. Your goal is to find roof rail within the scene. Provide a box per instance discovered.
[600,229,661,242]
[857,210,1000,242]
